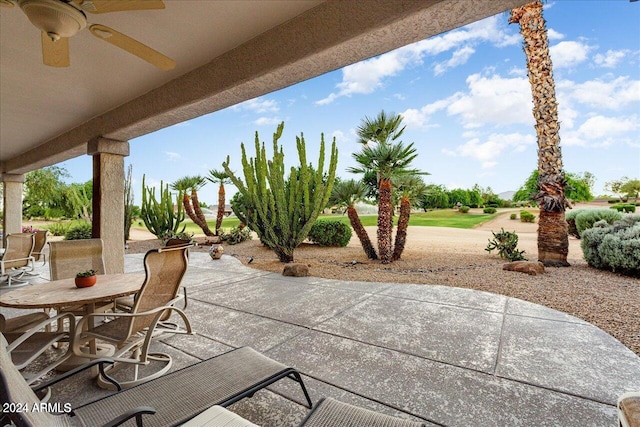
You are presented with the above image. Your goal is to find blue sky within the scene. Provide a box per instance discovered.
[59,1,640,206]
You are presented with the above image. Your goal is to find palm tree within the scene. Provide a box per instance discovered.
[206,169,231,235]
[349,111,422,263]
[330,179,378,260]
[392,174,428,261]
[171,176,215,236]
[510,1,569,267]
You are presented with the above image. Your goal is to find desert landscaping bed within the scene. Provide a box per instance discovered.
[126,214,639,357]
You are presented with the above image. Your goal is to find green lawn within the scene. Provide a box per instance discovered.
[133,209,497,234]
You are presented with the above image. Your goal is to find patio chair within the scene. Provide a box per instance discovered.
[1,334,312,427]
[0,312,50,333]
[48,239,113,320]
[71,245,193,389]
[31,229,49,265]
[0,233,35,289]
[619,391,640,427]
[2,312,76,385]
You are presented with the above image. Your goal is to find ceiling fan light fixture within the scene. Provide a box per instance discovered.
[19,0,86,38]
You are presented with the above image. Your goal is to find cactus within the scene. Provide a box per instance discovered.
[223,122,338,262]
[141,174,186,238]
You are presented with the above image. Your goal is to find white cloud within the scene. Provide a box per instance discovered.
[165,152,181,161]
[561,76,640,110]
[550,40,593,69]
[434,46,475,76]
[563,114,640,146]
[254,117,281,126]
[594,49,629,68]
[547,28,565,40]
[316,15,519,104]
[400,96,456,129]
[233,97,279,113]
[448,133,536,168]
[446,74,534,128]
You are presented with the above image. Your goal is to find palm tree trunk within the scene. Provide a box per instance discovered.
[182,193,200,226]
[378,178,393,263]
[191,189,215,236]
[216,184,226,234]
[510,1,569,267]
[392,196,411,261]
[347,205,378,260]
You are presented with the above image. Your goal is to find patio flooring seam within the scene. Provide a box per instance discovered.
[492,298,510,376]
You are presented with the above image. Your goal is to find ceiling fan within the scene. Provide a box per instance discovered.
[0,0,176,70]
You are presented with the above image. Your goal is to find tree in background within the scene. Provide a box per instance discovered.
[171,176,215,236]
[206,169,231,235]
[23,166,69,218]
[447,188,470,208]
[330,179,378,260]
[223,122,338,263]
[514,170,594,204]
[419,184,449,210]
[621,178,640,203]
[510,0,569,266]
[350,111,423,263]
[392,174,428,261]
[124,165,135,242]
[605,177,627,201]
[63,180,92,222]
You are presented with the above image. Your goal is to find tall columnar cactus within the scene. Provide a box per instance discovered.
[141,175,186,238]
[223,122,338,263]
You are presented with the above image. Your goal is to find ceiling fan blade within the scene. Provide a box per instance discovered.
[41,32,70,67]
[74,0,164,14]
[89,24,175,71]
[0,0,16,8]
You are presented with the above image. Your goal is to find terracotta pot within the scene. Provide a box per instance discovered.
[75,275,97,288]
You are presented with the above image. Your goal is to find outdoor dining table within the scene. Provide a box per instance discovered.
[0,273,145,371]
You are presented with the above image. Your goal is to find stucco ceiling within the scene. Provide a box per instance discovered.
[0,0,528,175]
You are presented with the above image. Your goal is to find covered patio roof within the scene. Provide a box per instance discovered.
[0,0,528,175]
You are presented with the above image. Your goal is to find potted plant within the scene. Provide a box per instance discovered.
[75,269,97,288]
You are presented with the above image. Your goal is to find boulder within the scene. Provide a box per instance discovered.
[283,264,309,277]
[503,261,545,276]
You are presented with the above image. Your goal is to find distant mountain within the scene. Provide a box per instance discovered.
[498,191,516,201]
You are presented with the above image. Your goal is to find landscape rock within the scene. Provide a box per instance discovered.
[283,264,309,277]
[503,261,545,276]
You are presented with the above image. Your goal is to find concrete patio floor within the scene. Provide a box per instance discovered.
[3,252,640,426]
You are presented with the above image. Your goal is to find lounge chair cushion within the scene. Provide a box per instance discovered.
[299,397,426,427]
[181,405,259,427]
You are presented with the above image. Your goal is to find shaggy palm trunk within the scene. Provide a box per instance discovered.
[347,205,378,260]
[191,189,215,236]
[182,193,200,227]
[392,196,411,261]
[216,184,225,234]
[377,178,393,263]
[510,1,569,267]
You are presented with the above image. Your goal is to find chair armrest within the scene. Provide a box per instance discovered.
[32,358,122,393]
[6,312,76,351]
[101,406,156,427]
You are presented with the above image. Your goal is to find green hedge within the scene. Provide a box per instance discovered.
[610,204,636,213]
[581,214,640,276]
[64,222,92,240]
[520,210,535,223]
[308,221,352,247]
[483,207,497,214]
[458,206,470,213]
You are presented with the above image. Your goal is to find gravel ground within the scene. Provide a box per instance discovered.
[127,220,639,357]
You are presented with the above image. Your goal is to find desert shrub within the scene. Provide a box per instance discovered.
[45,222,71,236]
[581,214,640,276]
[510,213,517,220]
[565,209,582,239]
[607,199,620,204]
[308,221,352,247]
[158,230,194,244]
[64,222,92,240]
[485,228,527,261]
[221,227,252,245]
[610,204,636,213]
[520,210,535,223]
[483,207,497,214]
[574,209,622,236]
[458,206,470,213]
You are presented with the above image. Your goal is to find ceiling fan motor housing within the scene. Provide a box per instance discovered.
[19,0,86,39]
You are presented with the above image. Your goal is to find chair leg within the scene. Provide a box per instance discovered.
[288,371,313,409]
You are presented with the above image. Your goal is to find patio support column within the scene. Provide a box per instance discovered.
[88,138,129,274]
[1,174,24,248]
